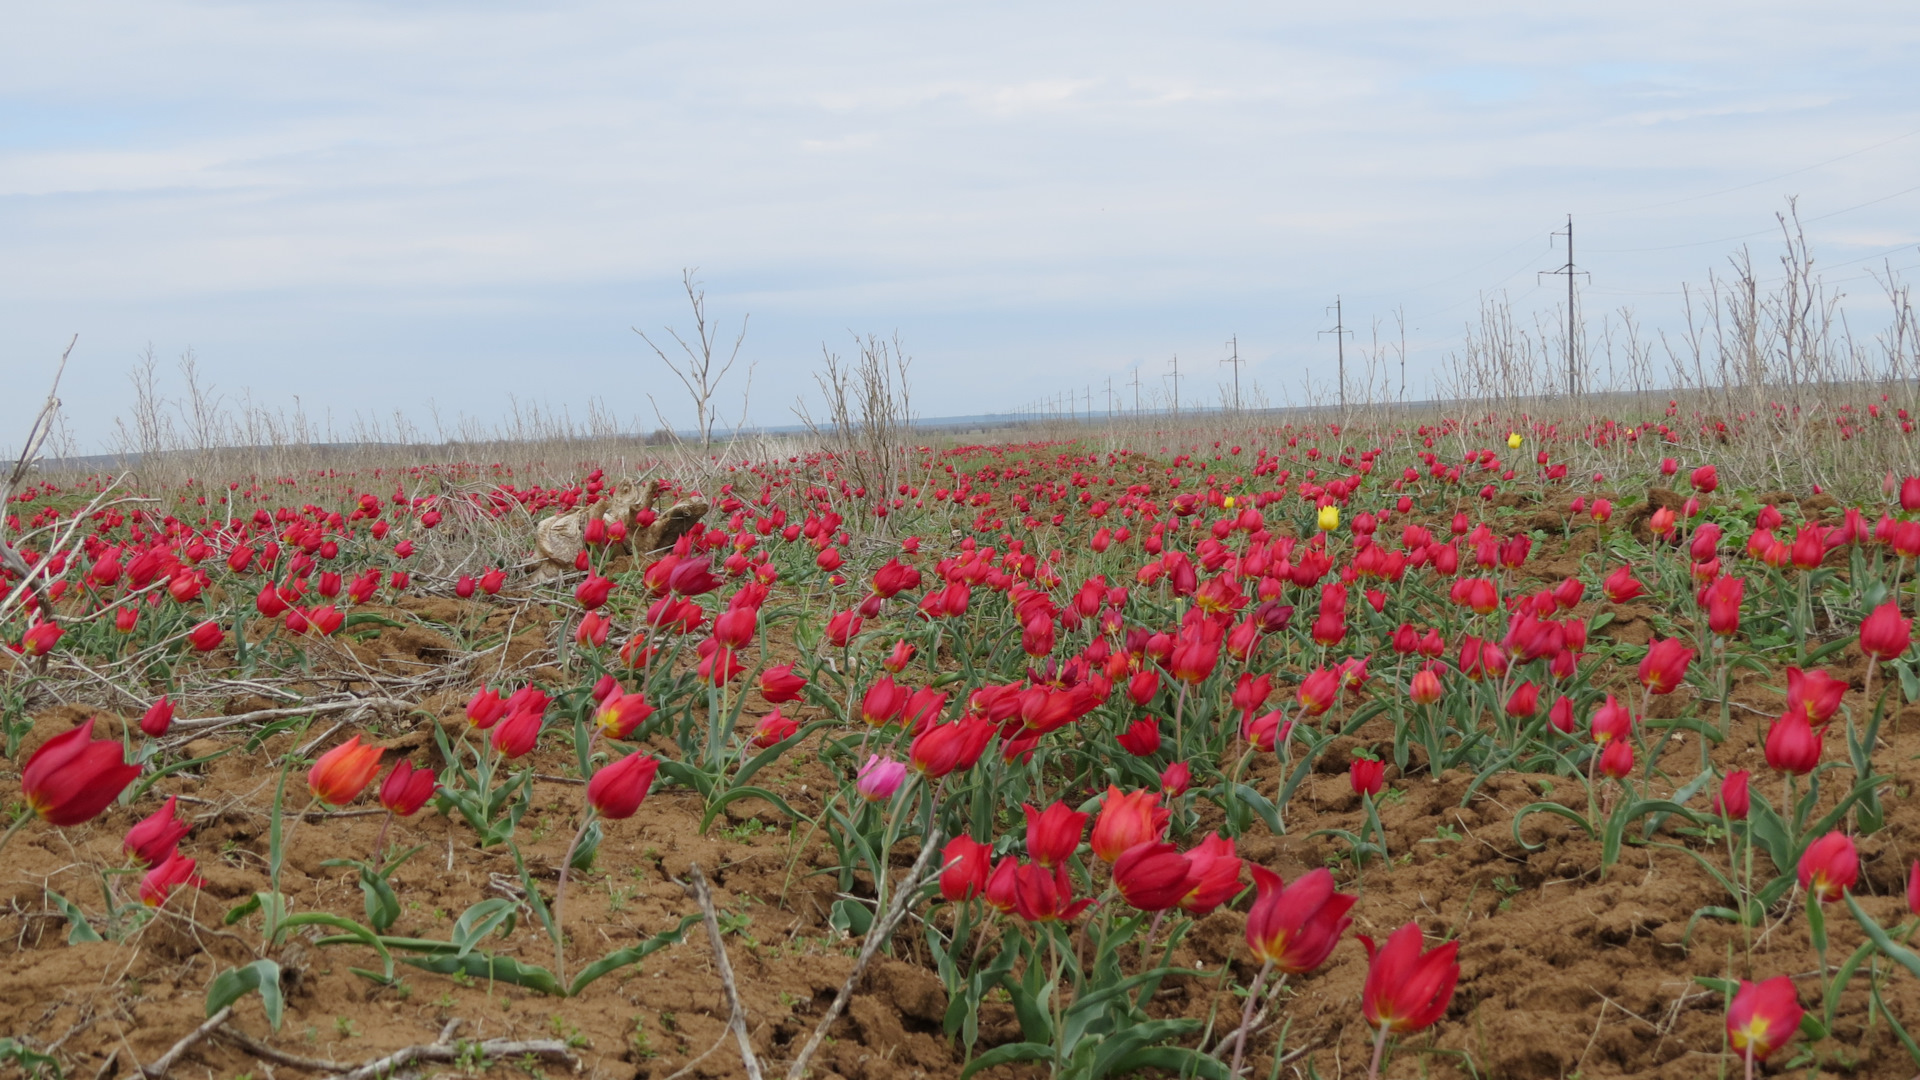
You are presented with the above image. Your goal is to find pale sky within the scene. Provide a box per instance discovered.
[3,1,1918,450]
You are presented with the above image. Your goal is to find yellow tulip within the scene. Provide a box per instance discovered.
[1223,495,1235,509]
[1317,504,1340,532]
[1506,432,1522,449]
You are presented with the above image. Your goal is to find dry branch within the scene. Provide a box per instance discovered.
[685,862,765,1080]
[138,1005,230,1078]
[784,827,943,1080]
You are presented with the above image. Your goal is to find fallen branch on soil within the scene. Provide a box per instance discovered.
[220,1017,578,1079]
[164,696,421,740]
[686,862,765,1080]
[783,827,944,1080]
[138,1005,231,1078]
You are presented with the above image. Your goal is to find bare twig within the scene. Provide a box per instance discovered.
[138,1005,231,1078]
[686,863,765,1080]
[784,827,943,1080]
[162,696,419,743]
[222,1016,578,1080]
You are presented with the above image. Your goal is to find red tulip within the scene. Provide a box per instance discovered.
[1010,862,1093,923]
[826,611,862,647]
[309,735,384,806]
[1727,976,1802,1064]
[752,709,799,747]
[378,760,437,816]
[21,719,143,826]
[1245,866,1354,974]
[140,852,204,907]
[1504,681,1539,718]
[1090,787,1169,863]
[1023,801,1088,868]
[1764,712,1822,775]
[1127,668,1162,706]
[1602,565,1644,604]
[1160,761,1191,797]
[19,618,62,653]
[1590,694,1633,744]
[587,752,659,819]
[908,717,993,778]
[309,606,343,636]
[187,620,224,652]
[1408,668,1442,705]
[1113,841,1198,911]
[466,688,507,729]
[1690,464,1718,493]
[595,689,654,739]
[1167,636,1219,685]
[1785,667,1845,724]
[491,705,544,759]
[881,639,916,672]
[1548,694,1575,733]
[1713,770,1751,820]
[574,574,615,610]
[1860,602,1912,661]
[860,677,911,727]
[1359,921,1460,1033]
[760,663,808,703]
[1704,576,1744,636]
[939,836,993,902]
[1798,831,1858,902]
[140,696,175,738]
[256,583,289,618]
[1116,719,1161,756]
[1176,834,1242,916]
[1638,637,1694,695]
[1598,739,1634,780]
[1297,667,1339,716]
[1350,758,1385,796]
[124,796,191,867]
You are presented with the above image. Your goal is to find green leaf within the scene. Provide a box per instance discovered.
[0,1036,62,1079]
[567,914,697,996]
[451,898,519,957]
[1845,893,1920,981]
[206,959,284,1030]
[1512,801,1595,851]
[44,889,101,944]
[1106,1047,1234,1080]
[128,745,236,803]
[280,912,395,981]
[398,951,564,996]
[957,1042,1052,1080]
[698,786,803,834]
[1875,980,1920,1065]
[1825,941,1877,1032]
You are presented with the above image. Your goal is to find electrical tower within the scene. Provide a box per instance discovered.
[1129,367,1142,413]
[1223,335,1244,411]
[1319,298,1352,409]
[1167,355,1182,415]
[1539,214,1588,397]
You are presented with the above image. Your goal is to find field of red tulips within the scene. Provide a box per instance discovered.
[4,411,1920,1080]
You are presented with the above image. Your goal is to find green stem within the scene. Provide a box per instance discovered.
[0,813,32,859]
[552,809,598,987]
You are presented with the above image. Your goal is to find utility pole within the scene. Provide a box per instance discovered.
[1167,355,1182,416]
[1319,298,1352,409]
[1105,376,1114,418]
[1539,214,1588,397]
[1128,367,1142,414]
[1222,334,1244,411]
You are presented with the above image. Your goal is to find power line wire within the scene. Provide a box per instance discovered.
[1587,124,1920,217]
